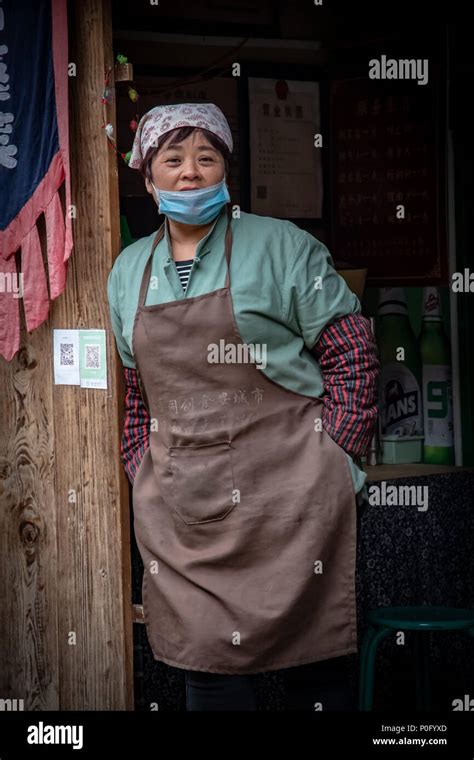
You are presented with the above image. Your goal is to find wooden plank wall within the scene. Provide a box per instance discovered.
[0,0,132,709]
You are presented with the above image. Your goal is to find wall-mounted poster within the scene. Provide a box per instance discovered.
[248,78,322,218]
[330,73,447,285]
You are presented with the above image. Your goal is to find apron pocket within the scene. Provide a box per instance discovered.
[169,440,236,525]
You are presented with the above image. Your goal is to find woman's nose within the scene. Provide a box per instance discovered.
[180,161,201,178]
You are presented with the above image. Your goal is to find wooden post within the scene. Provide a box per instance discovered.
[0,0,132,709]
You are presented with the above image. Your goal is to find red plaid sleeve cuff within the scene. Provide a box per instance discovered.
[121,367,150,484]
[310,313,380,458]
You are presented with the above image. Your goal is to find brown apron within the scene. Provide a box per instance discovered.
[131,206,357,674]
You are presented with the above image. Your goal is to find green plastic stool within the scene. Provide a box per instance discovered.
[358,606,474,711]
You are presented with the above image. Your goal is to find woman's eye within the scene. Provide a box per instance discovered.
[165,156,214,165]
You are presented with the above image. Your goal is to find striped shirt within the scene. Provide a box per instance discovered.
[174,258,194,293]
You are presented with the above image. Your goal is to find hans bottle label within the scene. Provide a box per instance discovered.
[381,363,422,436]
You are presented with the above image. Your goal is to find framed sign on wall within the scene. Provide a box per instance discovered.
[248,76,323,220]
[330,67,448,285]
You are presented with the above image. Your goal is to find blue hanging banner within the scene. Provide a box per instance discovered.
[0,0,72,361]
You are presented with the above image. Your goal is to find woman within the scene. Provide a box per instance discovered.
[107,103,379,711]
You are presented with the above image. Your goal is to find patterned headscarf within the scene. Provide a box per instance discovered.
[128,103,233,169]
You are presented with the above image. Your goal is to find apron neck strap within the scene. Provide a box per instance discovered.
[138,222,165,308]
[138,204,233,309]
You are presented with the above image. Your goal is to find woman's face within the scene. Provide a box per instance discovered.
[145,129,225,198]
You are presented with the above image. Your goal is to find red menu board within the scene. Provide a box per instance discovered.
[330,74,448,285]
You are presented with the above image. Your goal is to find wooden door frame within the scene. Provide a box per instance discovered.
[65,0,133,708]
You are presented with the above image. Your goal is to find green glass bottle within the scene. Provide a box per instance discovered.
[377,288,424,463]
[419,287,455,465]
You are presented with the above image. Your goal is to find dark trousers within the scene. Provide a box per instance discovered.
[184,656,354,711]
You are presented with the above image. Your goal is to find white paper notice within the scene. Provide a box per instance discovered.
[53,329,80,385]
[248,78,323,218]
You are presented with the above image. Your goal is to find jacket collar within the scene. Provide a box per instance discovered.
[163,204,229,261]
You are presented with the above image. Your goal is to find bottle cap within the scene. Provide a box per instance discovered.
[422,287,442,321]
[377,287,408,316]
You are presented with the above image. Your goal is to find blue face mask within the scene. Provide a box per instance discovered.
[151,178,230,225]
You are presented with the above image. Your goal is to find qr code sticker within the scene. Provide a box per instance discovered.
[60,343,74,366]
[85,344,101,369]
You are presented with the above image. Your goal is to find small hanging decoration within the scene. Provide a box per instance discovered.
[102,86,113,105]
[101,64,114,104]
[100,59,141,166]
[115,53,134,83]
